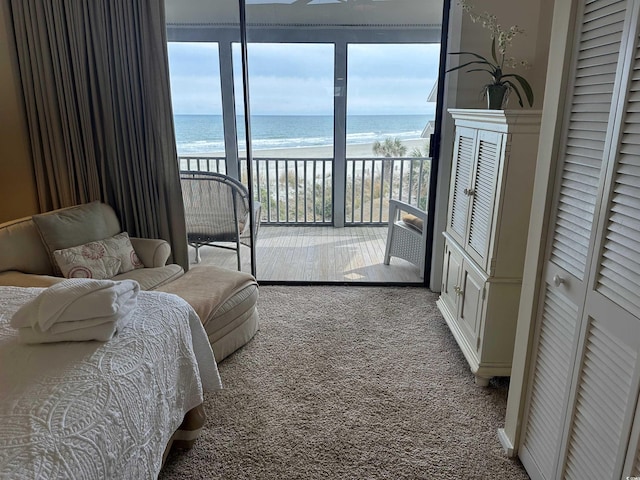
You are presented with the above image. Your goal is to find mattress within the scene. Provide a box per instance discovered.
[0,286,222,479]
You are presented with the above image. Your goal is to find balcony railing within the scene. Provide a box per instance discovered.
[179,155,430,225]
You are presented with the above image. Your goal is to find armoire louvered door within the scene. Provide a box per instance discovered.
[465,130,501,268]
[446,127,501,269]
[448,126,477,248]
[519,2,640,479]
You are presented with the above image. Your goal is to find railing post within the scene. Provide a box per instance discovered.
[333,41,348,228]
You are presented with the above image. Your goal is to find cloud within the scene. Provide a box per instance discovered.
[168,42,440,115]
[241,43,335,78]
[169,76,223,114]
[234,75,333,115]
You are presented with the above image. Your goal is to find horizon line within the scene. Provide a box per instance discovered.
[173,112,435,116]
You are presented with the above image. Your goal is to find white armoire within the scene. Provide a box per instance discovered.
[518,1,640,479]
[437,109,541,386]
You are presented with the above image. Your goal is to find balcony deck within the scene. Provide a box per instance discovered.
[189,225,423,283]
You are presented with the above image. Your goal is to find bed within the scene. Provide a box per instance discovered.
[0,285,222,479]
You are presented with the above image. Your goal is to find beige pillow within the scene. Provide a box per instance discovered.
[401,214,424,232]
[53,232,143,280]
[32,201,121,276]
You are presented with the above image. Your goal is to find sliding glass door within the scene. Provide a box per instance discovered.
[165,0,444,283]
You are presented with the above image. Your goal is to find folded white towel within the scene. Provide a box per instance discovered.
[17,309,135,344]
[42,292,139,334]
[10,279,140,332]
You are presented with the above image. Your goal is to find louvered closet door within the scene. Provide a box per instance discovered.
[447,126,476,247]
[600,11,640,477]
[518,1,630,479]
[465,130,502,269]
[562,19,640,472]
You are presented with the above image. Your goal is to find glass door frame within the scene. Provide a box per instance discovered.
[166,5,449,283]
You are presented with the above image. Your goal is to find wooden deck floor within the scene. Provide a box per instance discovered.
[189,225,423,283]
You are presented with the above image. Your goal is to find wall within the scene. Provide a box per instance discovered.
[453,0,550,110]
[0,0,38,223]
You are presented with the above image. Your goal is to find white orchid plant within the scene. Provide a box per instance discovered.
[446,1,534,107]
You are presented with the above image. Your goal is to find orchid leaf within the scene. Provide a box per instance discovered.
[504,80,525,107]
[466,68,494,74]
[445,60,493,74]
[491,37,498,64]
[466,68,496,77]
[447,51,491,63]
[502,73,534,106]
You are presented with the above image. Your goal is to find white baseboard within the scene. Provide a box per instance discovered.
[497,428,515,457]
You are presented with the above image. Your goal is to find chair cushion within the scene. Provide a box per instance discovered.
[156,265,259,362]
[112,264,184,290]
[205,283,258,343]
[156,266,257,323]
[32,202,122,275]
[401,214,424,232]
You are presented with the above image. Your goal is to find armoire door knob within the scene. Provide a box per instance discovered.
[553,275,565,287]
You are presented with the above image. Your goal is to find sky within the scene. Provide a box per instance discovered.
[167,42,441,116]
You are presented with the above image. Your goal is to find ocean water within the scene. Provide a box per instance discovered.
[173,114,431,154]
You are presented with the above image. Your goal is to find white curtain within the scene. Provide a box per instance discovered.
[9,0,188,270]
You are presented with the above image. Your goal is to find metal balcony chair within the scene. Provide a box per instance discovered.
[180,171,261,270]
[383,199,428,279]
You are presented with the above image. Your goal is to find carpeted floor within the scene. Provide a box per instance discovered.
[160,286,529,480]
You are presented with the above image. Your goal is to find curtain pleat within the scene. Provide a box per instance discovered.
[9,0,188,270]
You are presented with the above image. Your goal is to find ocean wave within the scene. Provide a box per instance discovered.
[346,129,423,144]
[177,131,424,154]
[177,140,225,154]
[175,115,429,154]
[250,135,333,149]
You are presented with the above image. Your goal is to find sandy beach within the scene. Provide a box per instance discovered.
[190,138,430,159]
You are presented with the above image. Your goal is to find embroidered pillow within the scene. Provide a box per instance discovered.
[102,232,144,273]
[53,232,143,279]
[53,241,122,280]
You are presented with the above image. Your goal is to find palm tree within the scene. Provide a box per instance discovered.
[372,137,407,198]
[410,145,428,157]
[408,143,431,209]
[372,137,407,157]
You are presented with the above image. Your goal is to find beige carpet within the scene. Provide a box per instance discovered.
[160,286,529,480]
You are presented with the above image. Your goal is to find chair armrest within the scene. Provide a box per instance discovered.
[129,237,171,267]
[389,199,427,222]
[240,202,262,243]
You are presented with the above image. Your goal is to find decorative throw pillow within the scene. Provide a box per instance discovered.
[53,232,143,279]
[401,214,424,232]
[53,242,122,280]
[102,232,144,273]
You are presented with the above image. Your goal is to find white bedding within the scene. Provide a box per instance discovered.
[0,286,222,479]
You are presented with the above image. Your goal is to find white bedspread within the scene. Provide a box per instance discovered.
[0,286,222,479]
